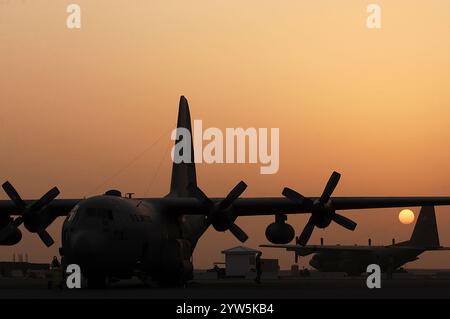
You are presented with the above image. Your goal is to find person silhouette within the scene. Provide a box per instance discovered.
[48,256,62,290]
[51,256,60,269]
[255,252,262,284]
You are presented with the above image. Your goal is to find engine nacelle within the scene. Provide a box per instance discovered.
[0,228,22,245]
[265,215,295,244]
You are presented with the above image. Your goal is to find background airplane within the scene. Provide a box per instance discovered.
[262,206,450,276]
[2,97,450,287]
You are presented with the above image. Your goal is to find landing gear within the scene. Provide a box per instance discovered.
[156,239,194,287]
[156,260,194,287]
[137,273,155,288]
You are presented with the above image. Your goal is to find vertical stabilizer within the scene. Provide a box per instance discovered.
[408,206,440,248]
[166,96,209,246]
[167,96,197,197]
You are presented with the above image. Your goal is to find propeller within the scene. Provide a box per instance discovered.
[0,181,59,247]
[188,181,249,243]
[282,171,357,246]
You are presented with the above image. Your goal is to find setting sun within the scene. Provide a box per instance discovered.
[399,209,415,225]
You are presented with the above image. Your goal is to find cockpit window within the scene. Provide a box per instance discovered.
[86,207,114,220]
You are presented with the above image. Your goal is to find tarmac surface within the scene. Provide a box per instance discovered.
[0,269,449,299]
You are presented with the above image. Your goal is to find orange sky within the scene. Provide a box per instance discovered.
[1,1,450,269]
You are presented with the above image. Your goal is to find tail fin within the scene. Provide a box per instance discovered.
[166,96,197,198]
[408,206,440,248]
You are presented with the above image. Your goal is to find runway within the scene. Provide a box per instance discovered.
[0,269,449,299]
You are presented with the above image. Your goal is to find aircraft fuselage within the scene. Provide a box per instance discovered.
[61,194,203,285]
[309,248,422,276]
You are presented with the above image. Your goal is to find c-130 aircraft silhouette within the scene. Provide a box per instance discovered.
[1,96,450,287]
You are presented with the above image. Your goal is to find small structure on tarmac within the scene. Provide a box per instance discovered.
[221,246,279,278]
[222,246,260,277]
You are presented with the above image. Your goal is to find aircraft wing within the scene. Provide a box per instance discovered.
[161,196,450,216]
[0,199,81,217]
[159,197,450,245]
[329,197,450,210]
[4,196,450,218]
[236,196,450,215]
[3,196,450,217]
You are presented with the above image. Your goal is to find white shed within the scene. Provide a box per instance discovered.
[221,246,261,277]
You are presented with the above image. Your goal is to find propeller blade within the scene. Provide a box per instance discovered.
[37,229,54,247]
[29,187,60,212]
[319,171,341,203]
[332,213,357,231]
[2,181,26,211]
[219,181,247,210]
[187,183,213,207]
[282,188,313,208]
[228,222,248,243]
[295,251,299,264]
[297,217,315,246]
